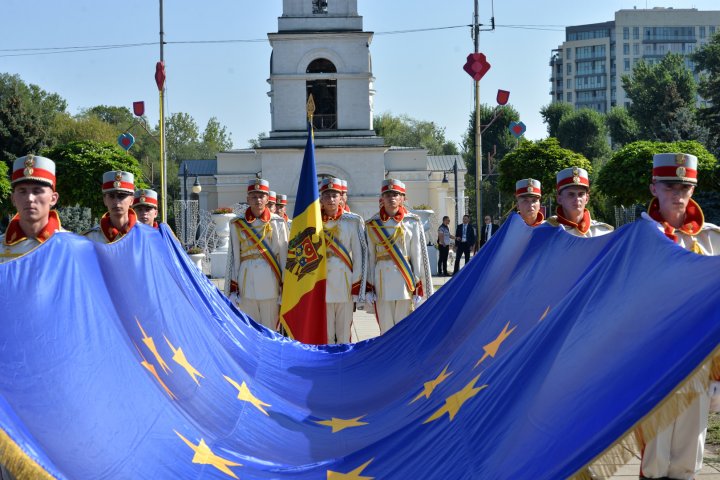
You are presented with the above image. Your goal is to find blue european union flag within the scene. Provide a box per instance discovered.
[0,215,718,479]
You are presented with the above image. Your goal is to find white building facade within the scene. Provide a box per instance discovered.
[187,0,466,226]
[549,7,720,112]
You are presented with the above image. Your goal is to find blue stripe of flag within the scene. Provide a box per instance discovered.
[293,121,319,218]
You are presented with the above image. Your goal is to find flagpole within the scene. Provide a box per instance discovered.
[158,0,167,223]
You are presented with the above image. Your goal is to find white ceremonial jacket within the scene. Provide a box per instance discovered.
[366,210,433,302]
[641,212,720,256]
[225,212,288,302]
[546,212,614,238]
[323,212,368,303]
[0,212,66,263]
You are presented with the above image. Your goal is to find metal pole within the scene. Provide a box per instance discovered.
[158,0,168,223]
[183,163,188,246]
[474,0,483,238]
[453,159,459,227]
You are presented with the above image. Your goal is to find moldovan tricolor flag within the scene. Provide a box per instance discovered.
[279,121,328,344]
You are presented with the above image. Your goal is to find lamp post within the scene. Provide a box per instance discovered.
[192,175,202,199]
[182,163,189,247]
[441,159,460,226]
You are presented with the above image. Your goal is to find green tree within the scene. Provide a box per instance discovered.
[540,102,574,138]
[556,108,611,162]
[606,106,640,148]
[43,141,146,217]
[497,137,592,199]
[49,113,119,146]
[201,117,233,154]
[595,140,717,207]
[0,160,10,216]
[691,33,720,150]
[374,112,458,155]
[622,54,699,141]
[248,132,268,149]
[57,204,93,233]
[83,105,135,127]
[0,73,67,163]
[461,105,520,222]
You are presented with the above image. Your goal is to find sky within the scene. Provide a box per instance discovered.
[2,0,719,150]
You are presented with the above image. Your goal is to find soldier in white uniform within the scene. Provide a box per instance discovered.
[267,191,277,214]
[133,188,159,228]
[319,178,367,344]
[276,194,290,224]
[639,153,720,480]
[515,178,544,227]
[84,171,137,244]
[545,166,613,237]
[365,179,433,334]
[0,155,64,264]
[225,179,288,330]
[340,179,351,213]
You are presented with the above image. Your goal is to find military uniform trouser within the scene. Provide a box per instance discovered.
[239,299,279,331]
[641,393,709,480]
[375,300,412,335]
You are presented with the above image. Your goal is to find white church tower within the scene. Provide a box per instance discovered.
[205,0,465,231]
[262,0,381,147]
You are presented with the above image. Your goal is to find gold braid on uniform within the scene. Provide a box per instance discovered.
[0,427,56,480]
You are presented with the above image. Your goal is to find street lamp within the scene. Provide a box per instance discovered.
[192,175,202,198]
[441,159,460,227]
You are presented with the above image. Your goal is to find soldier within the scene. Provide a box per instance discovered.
[365,179,433,334]
[340,179,351,213]
[276,194,290,223]
[515,178,544,227]
[267,191,277,214]
[319,178,367,343]
[1,155,64,263]
[225,179,288,330]
[83,171,137,244]
[545,166,613,237]
[133,188,159,228]
[639,153,720,480]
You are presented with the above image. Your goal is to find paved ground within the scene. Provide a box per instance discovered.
[210,269,720,479]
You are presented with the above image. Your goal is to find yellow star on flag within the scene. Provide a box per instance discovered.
[136,318,171,374]
[165,336,205,385]
[423,375,487,424]
[327,459,374,480]
[175,431,241,479]
[316,415,368,433]
[409,364,452,404]
[224,375,271,415]
[134,344,176,400]
[475,321,516,368]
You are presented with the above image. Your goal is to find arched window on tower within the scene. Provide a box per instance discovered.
[312,0,328,14]
[306,58,337,131]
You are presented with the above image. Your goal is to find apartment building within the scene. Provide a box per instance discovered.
[550,7,720,112]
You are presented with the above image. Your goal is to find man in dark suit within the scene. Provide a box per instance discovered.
[452,214,476,275]
[480,215,498,248]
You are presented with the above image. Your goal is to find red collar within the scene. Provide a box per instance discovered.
[379,206,406,222]
[100,209,137,242]
[282,213,289,222]
[322,205,344,222]
[526,210,545,227]
[647,197,704,243]
[152,221,159,229]
[4,210,61,245]
[245,207,271,223]
[343,204,351,213]
[556,207,591,234]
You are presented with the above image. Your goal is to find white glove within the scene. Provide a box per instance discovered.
[229,292,241,307]
[352,295,361,303]
[709,381,720,413]
[413,295,425,308]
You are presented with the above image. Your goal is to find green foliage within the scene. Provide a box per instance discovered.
[606,106,640,148]
[57,204,93,233]
[49,112,119,146]
[497,137,592,199]
[248,132,268,149]
[622,54,699,141]
[0,73,67,164]
[0,160,10,214]
[83,105,135,127]
[461,104,520,222]
[202,117,233,154]
[540,102,574,138]
[557,108,611,162]
[374,112,458,155]
[43,141,147,217]
[595,140,717,206]
[691,33,720,151]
